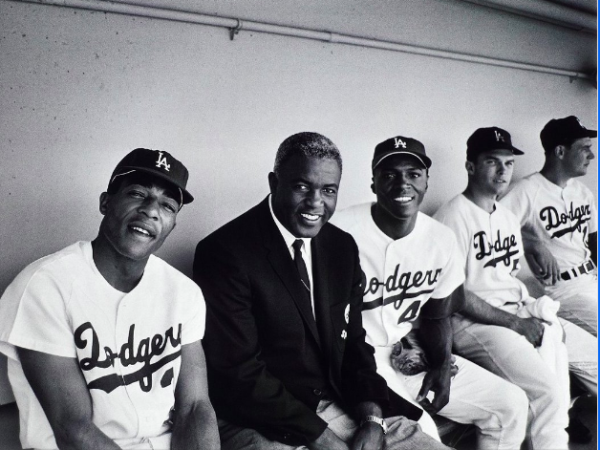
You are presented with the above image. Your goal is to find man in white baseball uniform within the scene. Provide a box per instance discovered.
[0,149,220,450]
[331,135,528,450]
[502,116,597,337]
[434,127,596,448]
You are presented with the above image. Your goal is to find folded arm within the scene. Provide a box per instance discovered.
[17,347,121,450]
[522,227,560,286]
[459,287,545,347]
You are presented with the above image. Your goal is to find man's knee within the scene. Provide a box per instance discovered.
[499,383,529,426]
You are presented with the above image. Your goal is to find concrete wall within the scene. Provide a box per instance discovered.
[0,0,596,403]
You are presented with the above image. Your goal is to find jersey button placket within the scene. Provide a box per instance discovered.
[562,189,576,245]
[115,297,139,436]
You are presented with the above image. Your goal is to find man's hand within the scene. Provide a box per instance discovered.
[525,244,560,286]
[308,427,349,450]
[511,317,547,347]
[416,364,452,414]
[351,422,384,450]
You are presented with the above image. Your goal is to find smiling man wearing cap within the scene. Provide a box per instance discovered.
[0,148,219,450]
[331,135,528,449]
[502,116,598,338]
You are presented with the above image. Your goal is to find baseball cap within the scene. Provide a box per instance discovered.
[108,148,194,205]
[372,136,432,170]
[466,127,524,161]
[540,116,597,152]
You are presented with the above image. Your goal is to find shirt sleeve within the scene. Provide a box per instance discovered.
[181,283,206,346]
[433,205,469,271]
[0,268,77,359]
[501,179,533,227]
[431,232,466,299]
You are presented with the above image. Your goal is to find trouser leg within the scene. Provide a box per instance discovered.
[374,346,528,450]
[218,399,452,450]
[547,275,597,336]
[559,317,598,395]
[453,320,569,450]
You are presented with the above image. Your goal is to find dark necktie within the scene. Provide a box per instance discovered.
[292,239,312,302]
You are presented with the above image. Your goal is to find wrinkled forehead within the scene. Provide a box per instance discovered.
[112,172,182,203]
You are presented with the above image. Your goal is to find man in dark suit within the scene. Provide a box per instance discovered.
[194,132,451,450]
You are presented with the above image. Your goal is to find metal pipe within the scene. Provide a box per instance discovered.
[11,0,591,79]
[460,0,596,33]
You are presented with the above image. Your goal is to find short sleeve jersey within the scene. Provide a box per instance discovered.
[331,204,465,347]
[434,194,529,310]
[502,173,597,272]
[0,241,206,449]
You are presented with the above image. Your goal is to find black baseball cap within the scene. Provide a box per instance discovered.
[466,127,524,161]
[108,148,194,205]
[372,136,432,170]
[540,116,597,152]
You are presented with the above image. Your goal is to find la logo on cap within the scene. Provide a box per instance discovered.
[494,130,505,142]
[394,137,407,149]
[155,151,171,172]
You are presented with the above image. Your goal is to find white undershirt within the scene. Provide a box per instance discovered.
[269,195,315,317]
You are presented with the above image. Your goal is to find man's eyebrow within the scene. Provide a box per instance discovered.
[127,182,180,204]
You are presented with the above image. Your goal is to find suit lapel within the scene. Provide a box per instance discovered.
[257,199,321,345]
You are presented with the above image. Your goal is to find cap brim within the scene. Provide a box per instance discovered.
[373,151,432,170]
[112,167,194,204]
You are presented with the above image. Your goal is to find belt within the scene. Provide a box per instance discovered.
[560,260,596,281]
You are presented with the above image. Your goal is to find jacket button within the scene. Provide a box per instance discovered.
[313,388,322,396]
[283,433,290,440]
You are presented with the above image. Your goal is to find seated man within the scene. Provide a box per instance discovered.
[0,149,219,450]
[194,132,449,450]
[434,127,595,448]
[331,135,528,450]
[501,116,597,336]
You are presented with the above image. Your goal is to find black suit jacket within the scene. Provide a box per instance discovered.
[193,198,421,445]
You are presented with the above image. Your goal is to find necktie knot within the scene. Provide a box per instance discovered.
[293,239,304,253]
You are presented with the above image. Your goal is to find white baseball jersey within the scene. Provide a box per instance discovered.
[0,241,205,450]
[331,203,465,348]
[434,194,529,312]
[502,173,597,272]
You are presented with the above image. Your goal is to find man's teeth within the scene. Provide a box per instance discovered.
[394,196,413,203]
[300,213,320,221]
[131,226,151,236]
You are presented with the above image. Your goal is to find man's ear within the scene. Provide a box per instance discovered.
[370,176,375,195]
[99,192,109,215]
[268,172,278,195]
[555,145,566,160]
[465,160,475,176]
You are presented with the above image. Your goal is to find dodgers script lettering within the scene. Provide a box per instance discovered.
[540,203,591,239]
[75,322,182,393]
[473,230,519,268]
